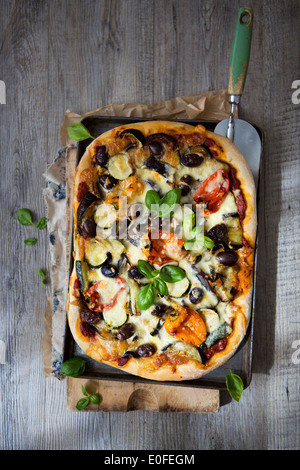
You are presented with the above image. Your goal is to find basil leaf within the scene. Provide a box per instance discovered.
[137,260,158,279]
[35,217,47,230]
[145,190,161,212]
[137,284,155,310]
[184,235,214,250]
[196,235,215,249]
[158,188,182,218]
[226,370,244,402]
[37,269,46,284]
[67,122,94,141]
[182,213,195,234]
[17,208,33,226]
[153,278,169,296]
[24,238,37,245]
[81,385,88,397]
[76,397,90,411]
[159,265,186,283]
[90,394,102,405]
[184,239,197,250]
[61,357,87,377]
[160,188,182,207]
[192,226,202,236]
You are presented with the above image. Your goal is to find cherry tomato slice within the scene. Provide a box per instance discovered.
[85,277,126,312]
[144,230,186,265]
[193,169,229,215]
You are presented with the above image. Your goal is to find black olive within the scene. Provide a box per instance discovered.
[98,174,118,190]
[80,306,102,325]
[145,156,167,175]
[95,145,109,166]
[178,174,194,196]
[127,265,144,280]
[180,153,204,167]
[77,192,99,235]
[101,264,119,277]
[104,252,113,264]
[136,343,156,357]
[116,323,135,340]
[151,303,167,316]
[81,219,97,238]
[207,223,228,241]
[189,287,204,304]
[149,141,164,157]
[119,128,146,146]
[216,251,238,266]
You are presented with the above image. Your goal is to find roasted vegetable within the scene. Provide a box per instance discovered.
[107,152,133,180]
[84,240,110,268]
[76,260,90,295]
[77,192,99,236]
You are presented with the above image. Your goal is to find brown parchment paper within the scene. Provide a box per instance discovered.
[43,89,232,379]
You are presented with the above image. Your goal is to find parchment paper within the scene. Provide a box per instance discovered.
[43,89,232,378]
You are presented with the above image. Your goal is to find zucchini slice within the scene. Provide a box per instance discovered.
[94,203,117,229]
[102,305,128,328]
[128,278,140,316]
[76,260,90,295]
[107,152,133,180]
[198,308,221,333]
[85,240,109,268]
[203,322,232,349]
[224,216,243,247]
[167,277,191,298]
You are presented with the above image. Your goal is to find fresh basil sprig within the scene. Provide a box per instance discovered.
[145,188,182,218]
[137,260,159,279]
[24,238,37,245]
[136,260,187,310]
[184,235,215,250]
[61,357,87,377]
[159,265,186,283]
[17,208,47,231]
[37,269,46,285]
[76,384,102,410]
[137,284,156,310]
[182,214,214,251]
[226,370,244,402]
[153,277,169,296]
[67,122,95,141]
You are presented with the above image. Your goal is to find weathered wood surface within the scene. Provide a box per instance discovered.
[0,0,300,450]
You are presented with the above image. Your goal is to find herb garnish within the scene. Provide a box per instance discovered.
[182,214,214,250]
[67,122,95,141]
[17,208,47,230]
[37,269,47,285]
[24,238,37,246]
[226,370,244,402]
[61,357,87,377]
[136,260,186,310]
[145,188,182,218]
[76,385,102,411]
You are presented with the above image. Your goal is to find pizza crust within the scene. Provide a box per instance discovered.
[67,120,257,381]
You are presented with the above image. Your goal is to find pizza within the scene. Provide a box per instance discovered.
[67,120,257,381]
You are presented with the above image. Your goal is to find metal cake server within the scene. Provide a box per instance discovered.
[214,7,261,188]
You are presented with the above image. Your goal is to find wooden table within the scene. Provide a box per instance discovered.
[1,0,299,450]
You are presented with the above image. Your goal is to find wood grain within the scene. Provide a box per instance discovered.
[67,378,219,413]
[0,0,300,450]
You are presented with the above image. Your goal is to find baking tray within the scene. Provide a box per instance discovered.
[63,115,263,390]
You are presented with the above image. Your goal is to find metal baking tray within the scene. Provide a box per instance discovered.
[63,115,262,390]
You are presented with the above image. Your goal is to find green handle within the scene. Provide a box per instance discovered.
[228,7,253,96]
